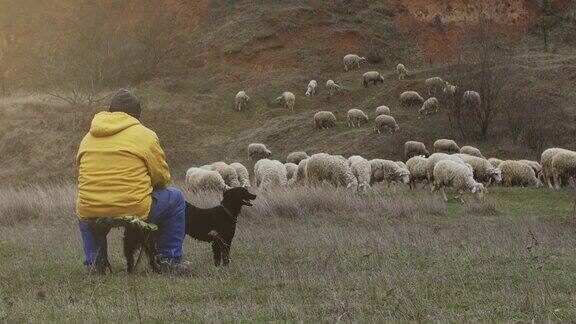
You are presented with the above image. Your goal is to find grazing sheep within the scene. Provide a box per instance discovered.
[347,109,369,127]
[284,162,298,182]
[306,153,358,189]
[396,63,407,80]
[443,84,457,98]
[375,105,391,116]
[541,148,573,188]
[314,111,337,129]
[426,153,467,184]
[289,158,309,185]
[425,77,446,96]
[463,91,481,110]
[369,159,410,187]
[305,80,317,97]
[362,71,385,87]
[286,151,309,165]
[550,151,576,189]
[433,160,485,202]
[400,91,425,107]
[374,115,399,134]
[434,139,460,154]
[209,162,241,187]
[326,80,340,96]
[276,91,296,110]
[419,97,439,115]
[230,162,251,187]
[254,159,288,189]
[343,54,367,71]
[518,160,543,182]
[235,91,250,111]
[488,157,503,169]
[460,145,484,158]
[248,143,272,161]
[456,154,502,186]
[404,141,430,159]
[186,167,230,193]
[406,156,429,189]
[499,160,541,188]
[348,155,371,191]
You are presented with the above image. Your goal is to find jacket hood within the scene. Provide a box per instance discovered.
[89,111,140,137]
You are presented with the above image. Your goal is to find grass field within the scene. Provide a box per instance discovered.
[1,183,575,322]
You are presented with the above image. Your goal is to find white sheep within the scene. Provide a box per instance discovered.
[362,71,384,87]
[207,161,241,187]
[488,157,503,169]
[369,159,410,188]
[499,160,541,188]
[396,63,407,80]
[306,153,358,189]
[276,91,296,110]
[230,162,251,187]
[460,145,484,158]
[434,139,460,154]
[425,77,446,96]
[314,111,336,129]
[289,158,309,185]
[541,148,573,188]
[443,84,457,98]
[375,105,391,116]
[463,91,481,110]
[235,90,250,111]
[347,109,369,127]
[343,54,367,71]
[186,167,230,193]
[550,151,576,189]
[248,143,272,161]
[433,160,485,202]
[518,160,543,182]
[254,159,288,189]
[348,155,371,191]
[406,155,429,189]
[400,91,425,107]
[326,80,340,96]
[285,162,298,182]
[404,141,430,159]
[456,154,502,186]
[286,151,309,165]
[418,97,439,115]
[374,115,399,134]
[305,80,317,97]
[426,152,467,185]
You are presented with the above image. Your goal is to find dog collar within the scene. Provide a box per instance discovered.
[221,205,236,223]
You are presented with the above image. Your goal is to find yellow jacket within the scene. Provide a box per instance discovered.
[76,111,170,219]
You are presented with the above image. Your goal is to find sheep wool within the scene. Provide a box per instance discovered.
[314,111,336,129]
[433,139,460,154]
[276,92,296,110]
[254,159,288,189]
[234,91,250,111]
[396,63,407,80]
[326,80,340,96]
[348,155,371,191]
[374,115,399,134]
[286,151,309,165]
[541,148,573,188]
[419,97,439,115]
[306,153,358,189]
[404,141,430,159]
[499,160,541,187]
[362,71,384,87]
[343,54,367,71]
[375,105,391,116]
[369,159,410,185]
[460,146,484,158]
[400,91,424,107]
[186,167,230,193]
[230,162,251,187]
[406,156,428,188]
[456,154,501,185]
[306,80,317,97]
[347,109,369,128]
[248,143,272,161]
[433,160,485,202]
[285,162,298,181]
[551,151,576,189]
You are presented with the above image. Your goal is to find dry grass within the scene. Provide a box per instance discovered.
[0,183,575,321]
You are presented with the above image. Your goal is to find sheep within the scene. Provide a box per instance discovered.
[460,145,484,158]
[518,160,543,182]
[286,151,309,165]
[375,105,391,116]
[488,157,503,169]
[314,111,336,129]
[374,115,399,134]
[185,167,230,193]
[284,162,298,182]
[404,141,430,159]
[541,148,573,188]
[305,80,317,97]
[306,153,358,189]
[426,152,467,185]
[396,63,407,80]
[400,91,425,107]
[276,91,296,110]
[254,159,288,189]
[230,162,251,187]
[443,84,457,98]
[463,91,481,110]
[347,109,369,128]
[235,90,250,111]
[248,143,272,161]
[289,158,309,185]
[434,139,460,154]
[550,151,576,189]
[406,156,429,189]
[425,77,446,96]
[369,159,410,188]
[343,54,367,71]
[362,71,384,87]
[326,80,340,96]
[433,160,485,202]
[418,97,439,115]
[348,155,371,191]
[208,162,241,187]
[456,154,502,186]
[499,160,541,188]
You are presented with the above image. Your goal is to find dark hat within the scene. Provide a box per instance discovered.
[109,88,141,118]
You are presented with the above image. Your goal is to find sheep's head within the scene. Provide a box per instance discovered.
[359,57,367,63]
[490,169,502,184]
[470,182,486,198]
[265,150,272,158]
[393,124,400,132]
[424,149,430,157]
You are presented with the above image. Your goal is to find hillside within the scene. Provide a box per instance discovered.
[0,1,576,184]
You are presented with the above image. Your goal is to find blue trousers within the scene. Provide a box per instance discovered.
[78,187,186,264]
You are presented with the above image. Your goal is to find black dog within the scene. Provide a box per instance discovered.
[185,187,257,266]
